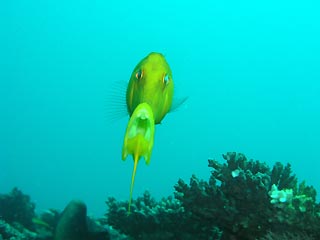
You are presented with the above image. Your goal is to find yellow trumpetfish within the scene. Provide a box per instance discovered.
[122,53,174,212]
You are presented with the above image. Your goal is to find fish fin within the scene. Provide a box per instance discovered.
[170,96,188,112]
[144,147,153,165]
[104,80,129,123]
[122,145,128,161]
[128,153,139,213]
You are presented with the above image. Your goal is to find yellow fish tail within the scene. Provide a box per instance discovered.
[128,153,139,213]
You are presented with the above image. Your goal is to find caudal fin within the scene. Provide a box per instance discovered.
[128,154,139,213]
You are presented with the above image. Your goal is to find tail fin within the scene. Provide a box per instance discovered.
[128,154,139,213]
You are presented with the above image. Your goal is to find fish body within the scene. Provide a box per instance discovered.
[126,52,174,124]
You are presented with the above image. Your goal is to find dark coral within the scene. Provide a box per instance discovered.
[0,189,111,240]
[175,152,320,239]
[106,152,320,240]
[0,219,38,240]
[259,231,315,240]
[270,162,297,190]
[175,152,275,238]
[0,187,36,230]
[1,153,318,239]
[106,191,207,240]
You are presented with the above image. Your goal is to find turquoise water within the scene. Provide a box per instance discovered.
[1,0,319,216]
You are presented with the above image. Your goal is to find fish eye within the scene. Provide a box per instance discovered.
[163,74,170,85]
[135,70,143,80]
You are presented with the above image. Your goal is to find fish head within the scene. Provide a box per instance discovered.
[126,52,174,124]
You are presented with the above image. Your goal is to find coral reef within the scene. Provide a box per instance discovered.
[1,152,319,239]
[0,187,36,230]
[259,231,315,240]
[0,190,111,240]
[0,219,37,240]
[106,191,204,240]
[106,152,320,240]
[175,152,320,239]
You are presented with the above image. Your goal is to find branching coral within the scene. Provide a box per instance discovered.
[175,152,320,239]
[106,191,195,240]
[175,152,274,238]
[106,152,320,239]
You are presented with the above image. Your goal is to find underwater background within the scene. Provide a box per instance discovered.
[1,0,320,219]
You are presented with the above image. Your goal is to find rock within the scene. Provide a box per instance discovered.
[54,200,88,240]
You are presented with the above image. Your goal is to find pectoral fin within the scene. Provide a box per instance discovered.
[122,103,155,212]
[170,96,188,112]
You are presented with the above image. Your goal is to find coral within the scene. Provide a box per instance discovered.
[0,187,36,230]
[86,216,110,240]
[106,191,217,240]
[0,219,37,240]
[106,152,320,239]
[269,184,293,204]
[259,231,315,240]
[174,152,320,239]
[0,188,111,240]
[175,152,274,239]
[270,162,297,190]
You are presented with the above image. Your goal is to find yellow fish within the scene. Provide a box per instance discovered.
[122,52,185,212]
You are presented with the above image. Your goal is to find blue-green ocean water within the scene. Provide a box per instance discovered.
[1,0,319,216]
